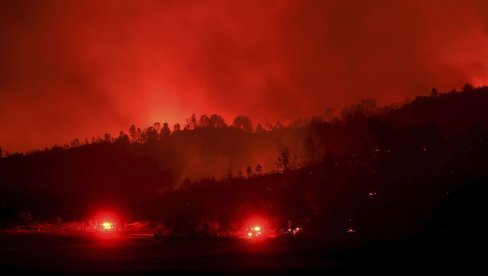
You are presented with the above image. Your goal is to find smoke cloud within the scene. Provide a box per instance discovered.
[1,0,488,152]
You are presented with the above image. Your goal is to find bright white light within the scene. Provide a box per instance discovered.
[102,222,112,230]
[347,227,356,233]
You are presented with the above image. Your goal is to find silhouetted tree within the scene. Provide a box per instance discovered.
[256,124,265,133]
[255,164,263,175]
[463,83,474,93]
[103,133,112,143]
[185,114,198,130]
[209,114,226,128]
[431,87,438,97]
[116,131,130,144]
[198,114,211,128]
[129,125,138,142]
[153,122,161,133]
[70,138,80,148]
[342,98,377,118]
[146,127,159,143]
[277,147,291,171]
[160,123,171,139]
[246,165,253,177]
[136,128,142,142]
[232,115,253,132]
[173,123,181,132]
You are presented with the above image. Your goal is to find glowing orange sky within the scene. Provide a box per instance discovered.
[1,0,488,152]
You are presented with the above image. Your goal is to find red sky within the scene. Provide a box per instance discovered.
[1,0,488,152]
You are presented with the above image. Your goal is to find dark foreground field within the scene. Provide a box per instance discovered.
[0,232,344,273]
[0,231,484,273]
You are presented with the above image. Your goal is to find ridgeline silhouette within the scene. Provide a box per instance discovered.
[1,85,487,243]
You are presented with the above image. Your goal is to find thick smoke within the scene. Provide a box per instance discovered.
[1,0,488,152]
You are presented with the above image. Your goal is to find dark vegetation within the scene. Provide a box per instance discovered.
[1,85,488,246]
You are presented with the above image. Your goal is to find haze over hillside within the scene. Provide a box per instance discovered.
[1,86,488,232]
[3,0,488,153]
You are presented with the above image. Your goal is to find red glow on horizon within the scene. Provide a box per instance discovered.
[2,0,488,153]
